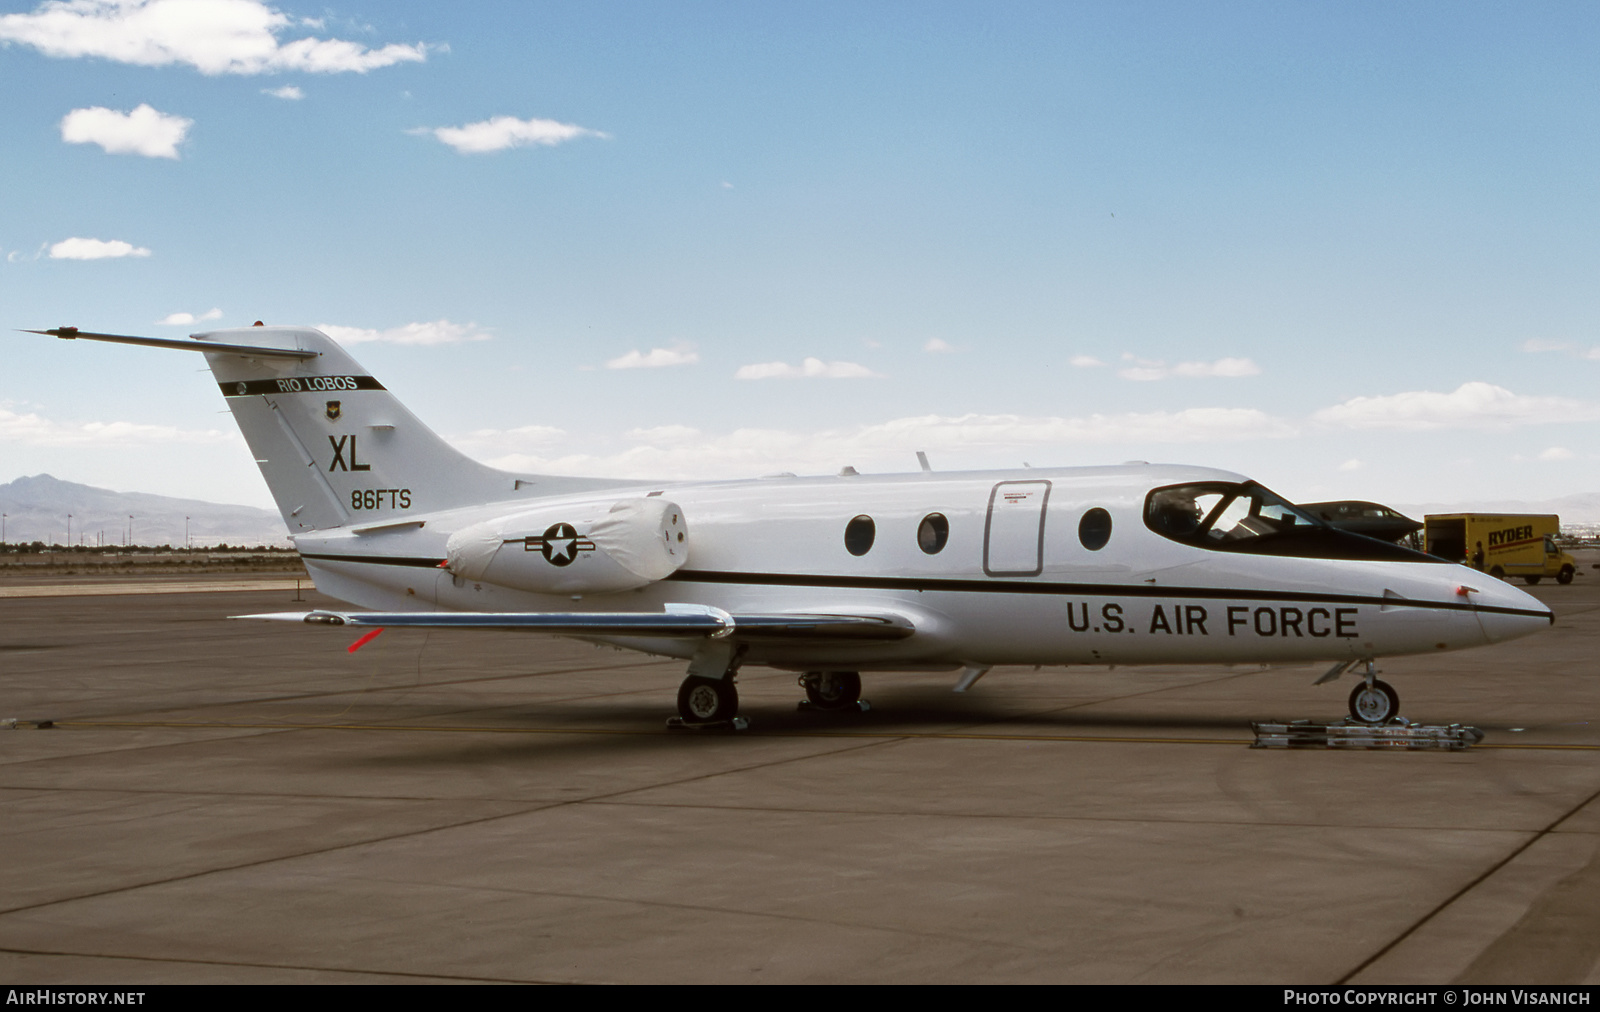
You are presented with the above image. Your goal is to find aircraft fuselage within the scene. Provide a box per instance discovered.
[293,463,1549,671]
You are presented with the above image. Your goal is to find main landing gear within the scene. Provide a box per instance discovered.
[799,671,866,712]
[677,676,739,723]
[670,639,748,730]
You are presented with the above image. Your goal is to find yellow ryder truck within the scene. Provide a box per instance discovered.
[1424,514,1577,585]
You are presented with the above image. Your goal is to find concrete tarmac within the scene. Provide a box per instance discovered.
[1,568,1598,984]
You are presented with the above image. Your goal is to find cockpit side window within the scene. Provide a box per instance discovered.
[1147,482,1317,546]
[1142,481,1440,562]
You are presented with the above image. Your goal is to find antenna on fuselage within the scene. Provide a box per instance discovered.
[916,451,932,472]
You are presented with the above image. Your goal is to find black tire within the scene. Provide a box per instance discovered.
[1558,566,1574,585]
[1348,679,1400,725]
[1524,575,1542,585]
[803,671,862,710]
[677,676,738,723]
[1490,566,1505,579]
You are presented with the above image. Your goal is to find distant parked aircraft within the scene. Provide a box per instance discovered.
[1299,501,1423,545]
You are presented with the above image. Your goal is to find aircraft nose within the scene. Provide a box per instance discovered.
[1468,577,1554,644]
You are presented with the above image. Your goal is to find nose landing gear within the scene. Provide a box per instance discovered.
[1346,661,1400,724]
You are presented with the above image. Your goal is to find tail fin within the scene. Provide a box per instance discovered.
[196,326,624,533]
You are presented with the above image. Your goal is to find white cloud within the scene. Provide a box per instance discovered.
[315,320,490,345]
[604,344,698,369]
[923,338,956,354]
[414,115,604,155]
[1069,355,1105,368]
[735,357,880,380]
[460,408,1295,481]
[61,103,191,158]
[1314,382,1600,431]
[843,408,1294,449]
[48,237,151,259]
[1537,447,1575,461]
[1172,357,1260,378]
[454,424,567,457]
[1521,338,1572,354]
[1522,338,1600,360]
[1338,459,1363,471]
[0,406,234,447]
[0,0,427,75]
[262,84,302,99]
[624,424,701,442]
[157,308,222,325]
[1118,355,1261,381]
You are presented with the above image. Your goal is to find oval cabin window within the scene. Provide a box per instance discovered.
[917,513,949,554]
[1078,508,1112,551]
[844,515,876,556]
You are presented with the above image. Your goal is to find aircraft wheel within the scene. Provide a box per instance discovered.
[1348,679,1400,725]
[1558,566,1575,585]
[1524,576,1542,585]
[803,671,862,710]
[678,676,738,723]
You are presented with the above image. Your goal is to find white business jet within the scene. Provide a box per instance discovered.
[27,326,1553,726]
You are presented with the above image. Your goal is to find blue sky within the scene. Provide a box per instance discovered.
[2,0,1597,509]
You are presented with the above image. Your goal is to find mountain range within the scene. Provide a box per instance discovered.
[0,475,287,548]
[1390,493,1600,526]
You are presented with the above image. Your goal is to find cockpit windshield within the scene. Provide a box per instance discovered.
[1146,482,1320,545]
[1144,481,1443,561]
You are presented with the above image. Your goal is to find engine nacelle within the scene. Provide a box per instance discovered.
[446,498,689,595]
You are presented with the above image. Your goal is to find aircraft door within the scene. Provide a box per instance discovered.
[984,480,1051,576]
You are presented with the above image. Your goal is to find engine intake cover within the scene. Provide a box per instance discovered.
[446,498,688,594]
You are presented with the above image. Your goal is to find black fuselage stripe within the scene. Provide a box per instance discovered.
[298,554,1548,620]
[221,376,386,397]
[302,552,443,569]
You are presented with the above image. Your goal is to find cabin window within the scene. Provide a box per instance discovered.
[1078,508,1112,551]
[844,515,876,556]
[917,513,949,554]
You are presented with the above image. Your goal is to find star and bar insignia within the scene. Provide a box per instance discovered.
[522,522,595,567]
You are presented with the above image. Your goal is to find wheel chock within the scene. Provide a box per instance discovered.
[666,715,750,732]
[796,699,872,713]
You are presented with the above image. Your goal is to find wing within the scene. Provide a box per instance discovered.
[233,605,916,642]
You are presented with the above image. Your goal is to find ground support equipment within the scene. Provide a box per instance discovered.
[1252,718,1485,751]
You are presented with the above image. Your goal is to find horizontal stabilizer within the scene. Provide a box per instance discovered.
[234,608,916,642]
[23,328,318,360]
